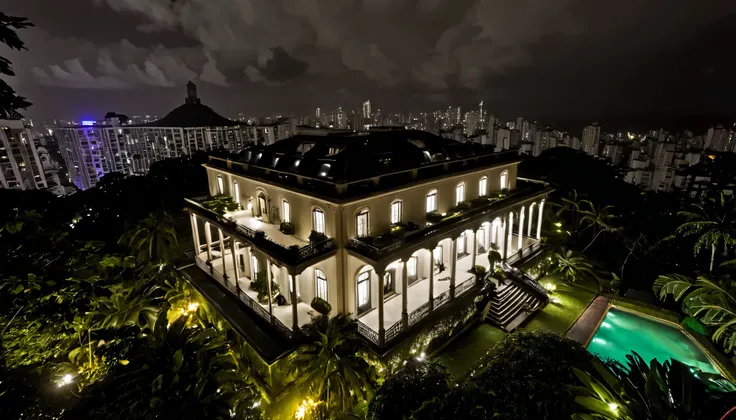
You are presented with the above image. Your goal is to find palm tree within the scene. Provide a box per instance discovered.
[287,314,379,416]
[550,249,599,286]
[572,353,735,419]
[654,273,736,354]
[119,211,179,264]
[671,191,736,273]
[578,200,618,253]
[554,189,584,231]
[68,310,261,419]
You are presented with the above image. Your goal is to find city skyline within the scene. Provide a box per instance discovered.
[2,1,735,124]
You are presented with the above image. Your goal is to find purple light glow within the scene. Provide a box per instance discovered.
[81,120,95,126]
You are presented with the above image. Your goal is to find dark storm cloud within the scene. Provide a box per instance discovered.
[0,0,734,121]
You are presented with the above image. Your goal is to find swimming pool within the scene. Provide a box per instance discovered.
[587,306,720,376]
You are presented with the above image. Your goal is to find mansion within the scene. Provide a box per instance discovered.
[184,128,552,356]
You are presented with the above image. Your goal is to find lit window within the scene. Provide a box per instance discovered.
[251,256,259,276]
[457,233,466,254]
[479,176,488,197]
[313,208,325,234]
[327,146,342,156]
[282,200,291,223]
[426,189,438,213]
[318,163,331,177]
[455,183,465,204]
[315,269,328,301]
[500,170,508,189]
[433,246,443,265]
[407,256,417,282]
[233,181,240,205]
[217,175,224,194]
[357,269,371,310]
[390,200,402,224]
[357,208,369,237]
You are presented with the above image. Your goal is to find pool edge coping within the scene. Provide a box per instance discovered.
[589,303,735,383]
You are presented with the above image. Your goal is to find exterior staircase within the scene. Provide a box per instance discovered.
[485,263,549,331]
[485,281,542,331]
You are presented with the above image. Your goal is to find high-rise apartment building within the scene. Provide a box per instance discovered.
[362,100,371,120]
[581,123,602,156]
[0,119,50,191]
[55,82,291,190]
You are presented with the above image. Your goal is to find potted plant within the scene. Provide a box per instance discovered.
[280,221,295,235]
[426,211,443,224]
[311,297,332,315]
[309,230,328,244]
[250,272,279,304]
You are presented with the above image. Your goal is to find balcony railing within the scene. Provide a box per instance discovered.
[408,301,431,327]
[347,181,549,261]
[385,320,404,344]
[505,240,542,265]
[187,197,335,267]
[455,278,476,297]
[433,289,451,310]
[195,256,294,340]
[356,321,379,346]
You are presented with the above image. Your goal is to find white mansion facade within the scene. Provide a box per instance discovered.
[185,128,551,348]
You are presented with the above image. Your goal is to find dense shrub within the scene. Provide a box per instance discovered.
[279,221,295,235]
[202,194,238,214]
[426,211,443,224]
[250,272,279,304]
[367,360,450,420]
[308,230,328,244]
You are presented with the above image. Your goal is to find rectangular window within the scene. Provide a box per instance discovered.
[455,184,465,204]
[358,271,371,310]
[251,256,259,277]
[357,211,369,237]
[217,175,224,194]
[407,256,418,282]
[479,178,487,196]
[391,201,402,224]
[316,270,328,301]
[433,246,443,266]
[426,191,437,213]
[313,209,325,234]
[282,200,291,223]
[457,233,466,255]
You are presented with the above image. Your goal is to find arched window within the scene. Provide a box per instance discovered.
[315,269,328,301]
[390,199,403,224]
[455,182,465,204]
[282,199,291,223]
[233,181,240,205]
[479,176,488,197]
[426,189,438,213]
[312,208,325,234]
[357,267,372,312]
[356,208,369,237]
[217,175,224,194]
[500,170,509,190]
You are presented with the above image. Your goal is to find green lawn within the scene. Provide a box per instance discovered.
[434,274,598,380]
[434,323,506,380]
[525,274,598,334]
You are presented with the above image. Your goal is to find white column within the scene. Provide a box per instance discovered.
[401,260,409,329]
[230,238,239,286]
[536,200,545,239]
[428,249,435,312]
[204,222,213,261]
[266,260,273,315]
[218,229,228,279]
[291,273,299,331]
[190,214,201,257]
[450,238,457,298]
[518,207,525,251]
[377,267,385,346]
[471,230,477,268]
[507,212,514,258]
[528,205,535,236]
[245,246,253,278]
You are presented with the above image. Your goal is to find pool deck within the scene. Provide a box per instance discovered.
[566,296,609,345]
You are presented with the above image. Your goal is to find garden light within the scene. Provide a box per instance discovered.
[58,374,73,387]
[186,302,200,313]
[608,402,618,412]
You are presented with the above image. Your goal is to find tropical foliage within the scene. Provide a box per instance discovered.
[670,191,736,272]
[572,353,736,419]
[654,273,736,353]
[549,248,599,285]
[118,211,179,264]
[286,314,381,417]
[0,12,33,117]
[367,360,450,420]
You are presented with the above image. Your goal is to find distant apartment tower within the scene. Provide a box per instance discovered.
[0,119,49,191]
[704,125,733,152]
[55,82,288,190]
[581,124,602,156]
[315,108,321,120]
[362,100,371,120]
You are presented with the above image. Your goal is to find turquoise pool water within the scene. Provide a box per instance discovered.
[587,307,719,375]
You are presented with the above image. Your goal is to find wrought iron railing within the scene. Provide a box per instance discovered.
[194,255,296,339]
[433,289,451,310]
[455,278,476,297]
[186,197,335,266]
[356,321,380,345]
[408,301,431,326]
[346,182,549,260]
[385,320,404,344]
[506,241,541,265]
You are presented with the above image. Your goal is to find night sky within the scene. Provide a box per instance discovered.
[2,0,735,128]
